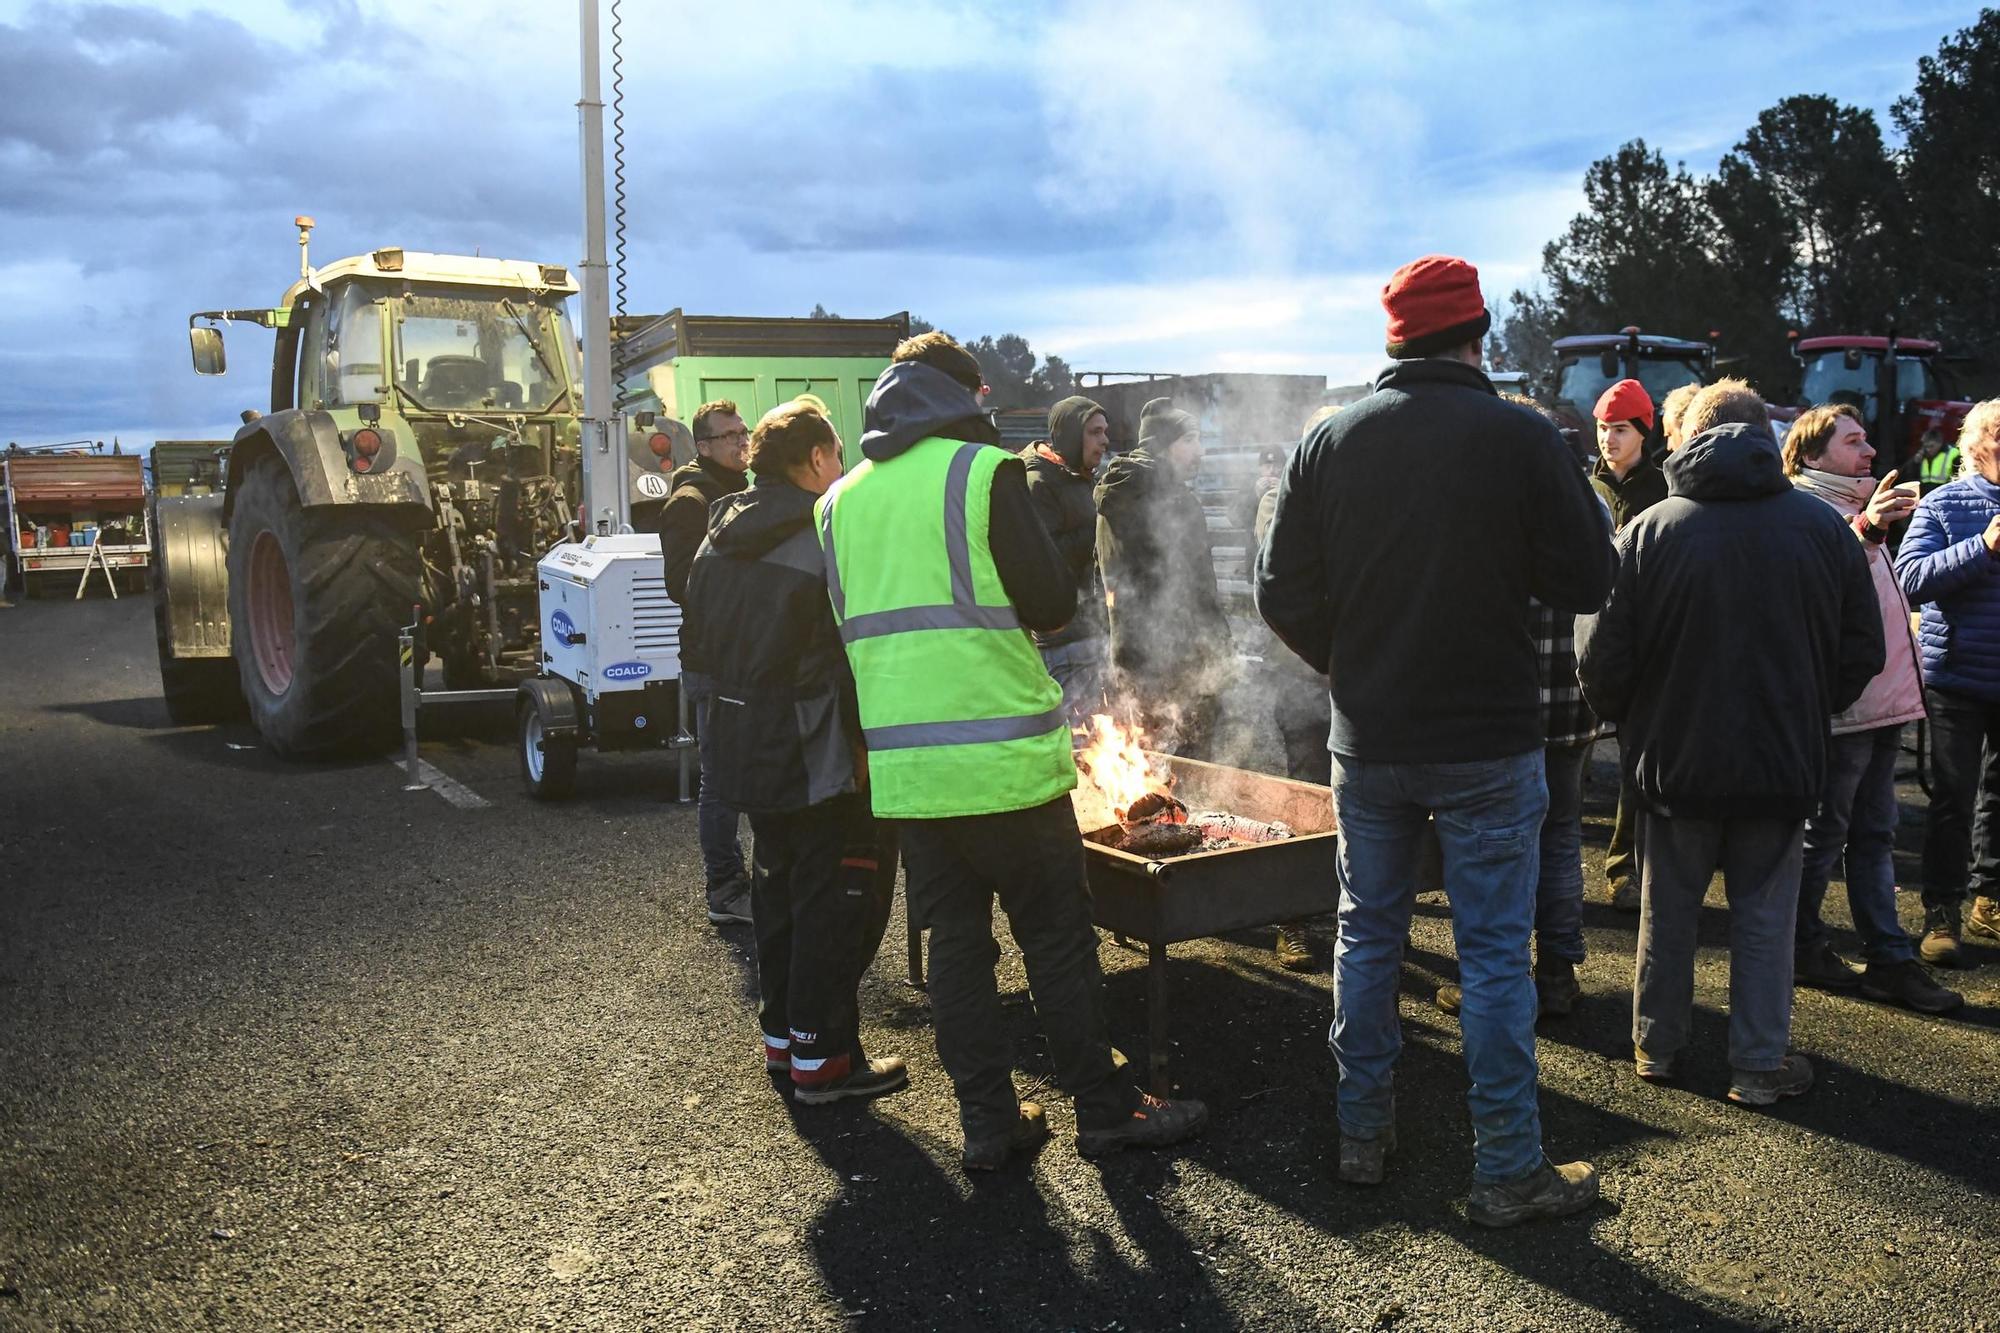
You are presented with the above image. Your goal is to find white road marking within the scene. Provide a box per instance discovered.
[388,757,492,809]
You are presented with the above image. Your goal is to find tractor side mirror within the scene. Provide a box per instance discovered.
[190,325,226,376]
[1598,349,1619,379]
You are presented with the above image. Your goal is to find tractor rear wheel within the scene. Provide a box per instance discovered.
[227,456,421,757]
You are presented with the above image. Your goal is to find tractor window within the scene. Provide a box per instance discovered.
[392,293,570,412]
[324,283,386,406]
[1802,353,1881,423]
[1633,358,1704,404]
[1553,357,1616,412]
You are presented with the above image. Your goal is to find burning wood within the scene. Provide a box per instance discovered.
[1075,713,1295,858]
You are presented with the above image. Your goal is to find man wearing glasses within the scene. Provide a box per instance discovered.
[660,399,753,926]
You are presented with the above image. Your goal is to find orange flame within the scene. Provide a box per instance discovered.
[1074,713,1170,829]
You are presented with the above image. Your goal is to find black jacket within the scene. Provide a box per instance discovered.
[1095,447,1232,690]
[680,479,858,815]
[1576,422,1884,820]
[1591,456,1668,531]
[1255,357,1616,763]
[1020,444,1106,648]
[657,456,747,603]
[858,360,1075,633]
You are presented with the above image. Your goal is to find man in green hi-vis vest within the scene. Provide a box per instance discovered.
[818,333,1207,1172]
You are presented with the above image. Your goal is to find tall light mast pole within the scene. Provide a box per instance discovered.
[576,0,624,535]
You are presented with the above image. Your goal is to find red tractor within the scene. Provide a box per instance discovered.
[1790,332,1973,481]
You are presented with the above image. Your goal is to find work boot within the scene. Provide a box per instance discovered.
[1338,1125,1397,1186]
[1466,1159,1599,1228]
[1535,957,1580,1018]
[1918,905,1963,968]
[1965,895,2000,945]
[1434,984,1462,1016]
[963,1103,1050,1172]
[705,874,753,926]
[1075,1092,1208,1159]
[1860,959,1964,1014]
[1793,938,1863,992]
[1274,923,1316,973]
[792,1056,909,1106]
[1633,1047,1676,1084]
[1609,878,1641,912]
[1726,1053,1814,1107]
[763,1039,791,1075]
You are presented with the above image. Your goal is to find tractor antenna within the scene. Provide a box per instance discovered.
[295,215,316,279]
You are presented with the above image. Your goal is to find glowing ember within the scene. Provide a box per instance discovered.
[1074,713,1173,830]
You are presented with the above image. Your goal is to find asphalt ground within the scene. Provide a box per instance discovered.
[3,593,1999,1332]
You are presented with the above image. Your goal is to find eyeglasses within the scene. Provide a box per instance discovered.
[697,428,750,443]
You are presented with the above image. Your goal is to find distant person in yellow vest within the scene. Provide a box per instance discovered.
[1919,428,1960,489]
[817,333,1207,1172]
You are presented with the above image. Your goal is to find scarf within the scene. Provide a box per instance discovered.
[1790,466,1876,517]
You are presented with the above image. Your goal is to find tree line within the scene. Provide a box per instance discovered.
[809,304,1079,410]
[1492,9,2000,404]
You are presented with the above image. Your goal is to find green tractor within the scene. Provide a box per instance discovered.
[155,218,590,752]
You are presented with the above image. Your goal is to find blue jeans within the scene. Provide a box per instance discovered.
[682,672,746,885]
[1536,741,1591,965]
[1798,725,1916,964]
[1039,637,1111,737]
[1328,749,1548,1184]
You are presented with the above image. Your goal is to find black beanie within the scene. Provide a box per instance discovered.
[1047,395,1104,469]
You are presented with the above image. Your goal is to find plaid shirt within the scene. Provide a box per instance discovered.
[1534,599,1600,746]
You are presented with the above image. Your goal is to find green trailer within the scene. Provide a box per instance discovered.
[612,310,907,522]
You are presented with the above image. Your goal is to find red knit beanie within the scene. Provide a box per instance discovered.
[1382,255,1491,358]
[1593,379,1655,430]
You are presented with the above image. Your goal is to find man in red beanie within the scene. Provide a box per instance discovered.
[1256,254,1615,1225]
[1590,379,1669,912]
[1591,380,1667,530]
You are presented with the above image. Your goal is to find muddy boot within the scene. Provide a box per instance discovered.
[1609,878,1641,912]
[1727,1053,1814,1107]
[1075,1093,1208,1159]
[1919,904,1964,968]
[1338,1125,1397,1186]
[1274,923,1316,973]
[1534,956,1580,1018]
[963,1103,1050,1172]
[1434,984,1462,1016]
[1466,1159,1599,1228]
[1965,895,2000,945]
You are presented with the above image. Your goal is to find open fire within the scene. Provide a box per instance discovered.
[1073,713,1293,857]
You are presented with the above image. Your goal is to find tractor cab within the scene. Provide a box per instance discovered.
[1793,334,1972,476]
[1550,328,1713,462]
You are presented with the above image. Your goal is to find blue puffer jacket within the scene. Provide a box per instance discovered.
[1895,474,2000,702]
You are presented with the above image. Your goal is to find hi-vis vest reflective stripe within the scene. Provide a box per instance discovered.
[817,435,1076,820]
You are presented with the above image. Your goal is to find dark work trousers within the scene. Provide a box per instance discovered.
[1919,686,2000,911]
[1969,741,2000,900]
[1273,672,1333,786]
[897,794,1138,1139]
[748,792,896,1089]
[1605,740,1643,892]
[1634,813,1802,1073]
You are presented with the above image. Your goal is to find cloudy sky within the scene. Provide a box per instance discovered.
[0,0,1975,447]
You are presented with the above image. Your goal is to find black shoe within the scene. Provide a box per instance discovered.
[705,873,752,926]
[1535,958,1580,1018]
[792,1056,909,1106]
[1075,1093,1208,1158]
[1860,959,1964,1014]
[1466,1159,1599,1227]
[1794,939,1862,991]
[963,1103,1050,1172]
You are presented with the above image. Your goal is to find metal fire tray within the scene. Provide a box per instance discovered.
[1081,753,1339,1094]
